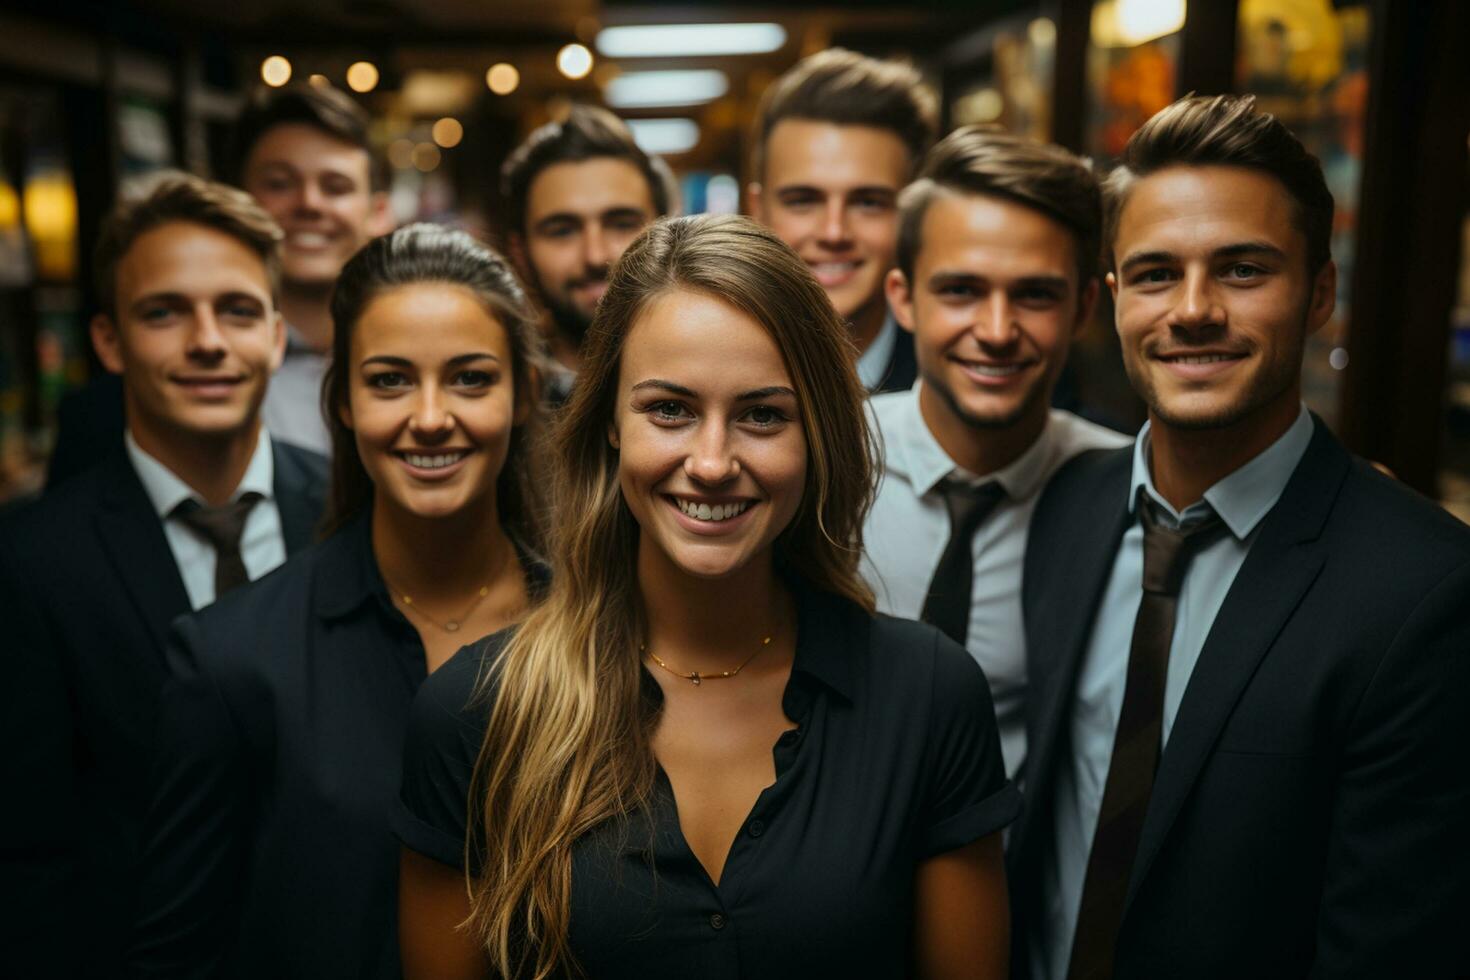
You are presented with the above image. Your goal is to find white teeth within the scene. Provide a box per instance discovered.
[676,498,751,522]
[404,452,465,469]
[1170,354,1234,364]
[966,362,1025,377]
[811,262,858,274]
[290,232,330,248]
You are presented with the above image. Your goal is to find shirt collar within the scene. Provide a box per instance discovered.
[881,382,1061,500]
[784,573,860,702]
[1127,404,1315,538]
[125,427,275,519]
[317,514,391,620]
[855,311,900,391]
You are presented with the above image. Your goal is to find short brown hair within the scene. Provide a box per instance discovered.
[231,83,386,191]
[1102,94,1334,272]
[94,172,283,318]
[499,104,672,236]
[752,48,938,181]
[897,125,1102,287]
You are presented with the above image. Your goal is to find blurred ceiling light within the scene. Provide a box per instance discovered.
[1091,0,1187,48]
[388,138,415,170]
[605,69,728,109]
[486,63,519,95]
[1028,17,1057,47]
[400,70,476,115]
[955,88,1004,124]
[705,174,740,215]
[596,23,787,58]
[432,117,464,148]
[261,56,292,87]
[346,61,380,93]
[557,43,594,80]
[625,118,701,155]
[308,73,330,88]
[412,142,441,172]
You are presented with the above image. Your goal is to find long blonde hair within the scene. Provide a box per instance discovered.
[464,214,876,978]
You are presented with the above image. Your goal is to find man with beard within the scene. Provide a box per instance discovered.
[863,127,1127,781]
[1010,95,1470,979]
[500,105,671,403]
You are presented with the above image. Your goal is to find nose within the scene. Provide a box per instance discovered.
[683,421,740,486]
[409,383,454,441]
[1172,267,1225,331]
[295,179,324,215]
[186,305,227,360]
[972,292,1020,350]
[817,198,851,247]
[584,223,611,270]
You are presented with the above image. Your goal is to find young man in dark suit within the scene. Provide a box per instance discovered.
[0,174,328,977]
[1010,95,1470,979]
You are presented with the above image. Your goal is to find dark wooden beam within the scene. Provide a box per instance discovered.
[1046,0,1091,153]
[1339,0,1470,492]
[1176,0,1240,97]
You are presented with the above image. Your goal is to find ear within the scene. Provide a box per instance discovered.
[366,191,395,237]
[745,182,764,219]
[1305,259,1337,337]
[1073,278,1100,338]
[607,420,620,450]
[337,395,353,431]
[268,311,287,372]
[507,232,529,276]
[884,268,916,334]
[90,314,126,375]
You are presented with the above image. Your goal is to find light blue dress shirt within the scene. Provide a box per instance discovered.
[1032,405,1315,980]
[855,312,900,391]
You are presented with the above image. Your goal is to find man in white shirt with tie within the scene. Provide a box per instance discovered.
[863,127,1127,778]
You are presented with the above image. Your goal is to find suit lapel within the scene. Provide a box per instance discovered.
[1125,423,1348,907]
[93,449,191,653]
[272,443,324,554]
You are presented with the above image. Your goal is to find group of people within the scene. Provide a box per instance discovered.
[1,45,1466,980]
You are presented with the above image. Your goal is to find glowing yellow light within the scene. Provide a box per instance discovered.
[557,43,594,81]
[308,73,329,88]
[486,62,519,95]
[1092,0,1187,48]
[1028,17,1057,47]
[411,142,441,172]
[388,138,415,170]
[431,117,464,148]
[346,61,380,93]
[261,55,292,87]
[22,172,79,279]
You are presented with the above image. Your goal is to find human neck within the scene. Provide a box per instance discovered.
[547,329,582,374]
[279,282,334,351]
[1147,389,1303,512]
[848,293,889,355]
[129,412,261,507]
[637,543,793,673]
[371,493,514,600]
[918,382,1049,479]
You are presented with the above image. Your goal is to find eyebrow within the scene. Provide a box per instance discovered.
[775,184,897,198]
[130,291,266,309]
[360,352,501,368]
[631,379,797,401]
[1119,241,1287,273]
[926,271,1069,291]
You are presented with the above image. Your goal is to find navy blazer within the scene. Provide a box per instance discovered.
[1010,419,1470,979]
[0,440,327,979]
[871,325,918,395]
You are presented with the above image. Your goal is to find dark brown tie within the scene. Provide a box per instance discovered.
[920,479,1007,646]
[1066,492,1225,980]
[174,492,264,599]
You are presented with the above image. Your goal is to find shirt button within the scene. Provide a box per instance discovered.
[709,913,726,930]
[747,819,765,838]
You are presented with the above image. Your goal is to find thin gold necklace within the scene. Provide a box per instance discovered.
[388,582,491,633]
[642,635,773,686]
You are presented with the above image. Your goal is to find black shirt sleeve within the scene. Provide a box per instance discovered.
[916,630,1022,858]
[391,633,504,869]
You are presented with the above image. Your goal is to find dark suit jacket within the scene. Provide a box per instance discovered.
[45,374,125,492]
[0,439,327,979]
[1011,419,1470,979]
[871,324,918,395]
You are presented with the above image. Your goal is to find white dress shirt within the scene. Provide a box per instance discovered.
[1032,405,1314,980]
[261,325,330,455]
[855,313,901,391]
[863,386,1130,777]
[125,428,289,610]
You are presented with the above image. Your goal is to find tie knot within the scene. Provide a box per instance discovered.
[174,492,264,554]
[937,479,1007,538]
[1136,491,1224,596]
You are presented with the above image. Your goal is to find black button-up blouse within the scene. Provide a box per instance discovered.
[393,579,1020,979]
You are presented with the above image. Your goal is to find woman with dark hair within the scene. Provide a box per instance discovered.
[395,214,1017,980]
[128,224,547,979]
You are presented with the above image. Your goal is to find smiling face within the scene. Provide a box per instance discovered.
[340,282,524,522]
[91,220,284,447]
[1108,164,1335,435]
[889,190,1094,460]
[242,123,389,289]
[751,120,909,340]
[520,157,657,345]
[611,289,807,582]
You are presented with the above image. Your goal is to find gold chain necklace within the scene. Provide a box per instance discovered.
[642,635,773,686]
[389,582,491,633]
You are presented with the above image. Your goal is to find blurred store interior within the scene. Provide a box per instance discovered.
[0,0,1466,518]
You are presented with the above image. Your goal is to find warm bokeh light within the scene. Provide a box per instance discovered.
[486,63,520,95]
[308,73,330,88]
[346,61,380,93]
[1092,0,1187,47]
[261,56,292,87]
[557,43,594,80]
[431,117,463,148]
[388,138,415,170]
[411,142,441,172]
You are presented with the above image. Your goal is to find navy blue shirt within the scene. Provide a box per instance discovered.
[394,580,1019,979]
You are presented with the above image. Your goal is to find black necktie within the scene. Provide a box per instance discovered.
[1066,492,1226,980]
[920,479,1007,646]
[174,492,264,599]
